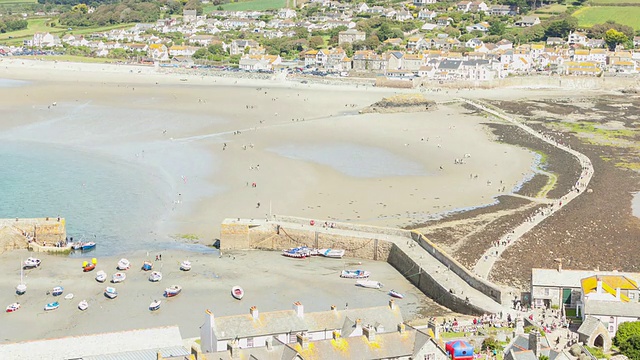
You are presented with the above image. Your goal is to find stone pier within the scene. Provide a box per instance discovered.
[220,216,510,316]
[0,217,68,253]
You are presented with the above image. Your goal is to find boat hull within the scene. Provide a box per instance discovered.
[340,270,370,279]
[83,264,96,272]
[78,301,88,311]
[164,285,182,298]
[44,302,59,311]
[232,286,244,300]
[389,290,404,299]
[149,301,161,311]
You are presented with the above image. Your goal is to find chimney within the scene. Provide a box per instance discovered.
[266,336,273,351]
[398,323,406,333]
[596,277,603,294]
[330,305,337,312]
[250,306,259,320]
[363,325,376,342]
[427,320,440,339]
[293,301,304,317]
[389,299,396,310]
[558,263,562,272]
[616,287,621,300]
[332,330,341,340]
[227,340,240,359]
[296,332,309,350]
[528,330,541,357]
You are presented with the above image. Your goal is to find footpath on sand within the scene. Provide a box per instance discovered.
[458,99,594,280]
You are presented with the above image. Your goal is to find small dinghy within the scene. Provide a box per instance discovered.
[23,257,41,269]
[64,293,74,300]
[78,300,88,311]
[112,272,126,283]
[117,258,130,270]
[388,289,404,299]
[149,271,162,282]
[164,285,182,297]
[180,260,191,271]
[95,270,107,283]
[149,300,161,311]
[142,260,153,271]
[104,287,118,299]
[83,263,95,272]
[319,248,346,258]
[44,301,60,311]
[6,303,20,313]
[51,286,64,296]
[282,246,311,258]
[16,283,27,295]
[231,286,244,300]
[356,280,383,289]
[81,241,96,251]
[340,270,370,279]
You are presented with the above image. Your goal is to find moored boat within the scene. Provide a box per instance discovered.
[142,260,153,271]
[180,260,191,271]
[340,270,370,279]
[23,257,41,269]
[64,293,74,300]
[78,300,88,311]
[51,286,64,296]
[149,300,161,311]
[164,285,182,297]
[231,286,244,300]
[104,287,118,299]
[117,258,130,270]
[282,246,312,258]
[356,280,383,289]
[388,290,404,299]
[6,303,20,313]
[112,272,126,283]
[16,283,27,295]
[44,301,60,311]
[319,248,346,258]
[81,242,96,251]
[149,271,162,282]
[95,270,107,283]
[83,263,96,272]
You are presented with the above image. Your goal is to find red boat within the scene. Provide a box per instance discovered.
[83,263,96,272]
[6,303,20,313]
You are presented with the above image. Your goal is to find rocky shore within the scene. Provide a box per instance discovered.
[360,94,436,114]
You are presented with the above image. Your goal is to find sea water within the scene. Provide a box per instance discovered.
[269,143,428,178]
[0,140,210,256]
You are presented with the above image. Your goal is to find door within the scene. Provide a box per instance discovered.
[562,288,572,305]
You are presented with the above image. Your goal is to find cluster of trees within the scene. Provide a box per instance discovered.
[614,321,640,359]
[59,0,162,26]
[0,16,28,33]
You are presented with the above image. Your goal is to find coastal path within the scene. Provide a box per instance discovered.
[457,99,594,280]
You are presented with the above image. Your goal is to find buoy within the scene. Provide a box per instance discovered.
[82,261,88,267]
[92,258,97,265]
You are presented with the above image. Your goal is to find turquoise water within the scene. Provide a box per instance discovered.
[0,140,210,256]
[269,143,429,178]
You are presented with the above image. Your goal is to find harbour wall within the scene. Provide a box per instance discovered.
[0,217,67,253]
[220,216,505,315]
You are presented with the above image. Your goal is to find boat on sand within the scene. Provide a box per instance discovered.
[149,271,162,282]
[64,293,74,300]
[142,260,153,271]
[112,272,126,283]
[180,260,191,271]
[78,300,88,311]
[117,258,130,270]
[16,261,26,295]
[164,285,182,297]
[6,303,20,313]
[231,286,244,300]
[340,270,370,279]
[319,248,346,258]
[149,300,161,311]
[44,301,60,311]
[83,263,96,272]
[356,280,383,289]
[23,257,41,269]
[51,286,64,296]
[388,290,404,299]
[95,270,107,283]
[282,247,312,258]
[104,287,118,299]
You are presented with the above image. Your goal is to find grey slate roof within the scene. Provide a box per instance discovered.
[0,326,184,360]
[210,305,403,340]
[462,59,490,66]
[81,346,190,360]
[578,316,606,336]
[438,60,462,70]
[584,300,640,317]
[531,268,640,289]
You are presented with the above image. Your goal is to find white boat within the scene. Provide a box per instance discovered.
[95,270,107,283]
[23,257,41,268]
[112,272,126,283]
[164,285,182,297]
[149,300,161,311]
[78,300,88,311]
[180,260,191,271]
[104,287,118,299]
[44,301,60,311]
[340,270,370,279]
[64,293,74,300]
[117,258,130,270]
[356,280,383,289]
[149,271,162,282]
[16,261,26,295]
[51,286,64,296]
[6,303,20,313]
[389,290,404,299]
[319,248,346,258]
[282,246,312,258]
[231,286,244,300]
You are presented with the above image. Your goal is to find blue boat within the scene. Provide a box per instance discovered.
[142,261,153,271]
[44,301,60,311]
[81,242,96,251]
[51,286,64,296]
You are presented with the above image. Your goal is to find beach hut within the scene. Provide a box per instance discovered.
[445,340,474,360]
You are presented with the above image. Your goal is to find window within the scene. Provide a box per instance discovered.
[630,293,635,300]
[425,353,436,360]
[246,337,254,347]
[289,333,297,343]
[544,288,550,296]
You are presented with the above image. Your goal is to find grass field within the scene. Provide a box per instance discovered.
[0,0,36,4]
[205,0,287,12]
[590,0,640,4]
[573,6,640,29]
[534,3,569,18]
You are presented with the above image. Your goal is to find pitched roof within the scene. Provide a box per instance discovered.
[584,301,640,317]
[531,268,640,288]
[577,316,606,337]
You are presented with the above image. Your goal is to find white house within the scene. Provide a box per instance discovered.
[568,31,588,46]
[414,0,437,5]
[418,9,437,20]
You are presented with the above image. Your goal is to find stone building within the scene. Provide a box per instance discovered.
[338,29,366,46]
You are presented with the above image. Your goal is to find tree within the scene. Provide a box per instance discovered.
[192,48,211,59]
[482,337,503,352]
[309,35,324,49]
[619,334,640,360]
[544,16,577,39]
[489,21,506,36]
[614,321,640,348]
[604,28,628,50]
[184,0,203,16]
[207,43,226,55]
[589,21,634,40]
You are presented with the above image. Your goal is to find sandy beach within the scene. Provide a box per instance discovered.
[0,58,537,244]
[0,249,452,342]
